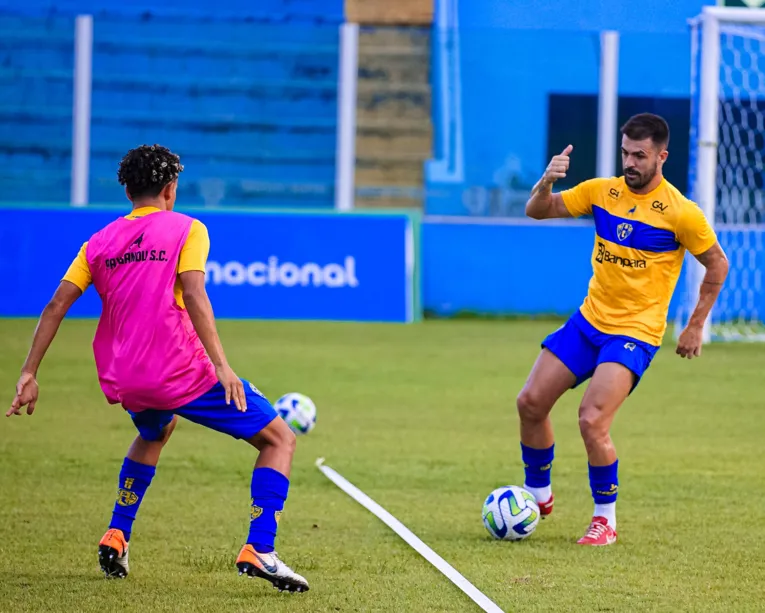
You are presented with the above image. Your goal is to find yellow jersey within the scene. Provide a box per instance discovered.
[561,176,717,345]
[63,207,210,309]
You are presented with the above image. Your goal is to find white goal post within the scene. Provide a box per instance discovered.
[680,5,765,341]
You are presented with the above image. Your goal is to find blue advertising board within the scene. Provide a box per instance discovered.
[0,206,421,323]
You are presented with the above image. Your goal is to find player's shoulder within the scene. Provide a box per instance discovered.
[653,180,702,226]
[187,217,208,236]
[166,210,199,223]
[160,211,208,238]
[168,211,205,227]
[573,176,624,206]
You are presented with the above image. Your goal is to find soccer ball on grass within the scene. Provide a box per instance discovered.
[482,485,540,541]
[275,393,317,435]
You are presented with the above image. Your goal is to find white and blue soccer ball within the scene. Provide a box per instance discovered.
[275,393,317,435]
[482,485,540,541]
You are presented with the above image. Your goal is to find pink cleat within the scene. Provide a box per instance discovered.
[576,516,617,546]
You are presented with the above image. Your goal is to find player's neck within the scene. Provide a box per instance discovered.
[131,198,167,212]
[626,174,664,197]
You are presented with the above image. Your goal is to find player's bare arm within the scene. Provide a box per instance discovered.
[179,270,246,412]
[7,280,83,417]
[525,145,574,220]
[676,241,729,359]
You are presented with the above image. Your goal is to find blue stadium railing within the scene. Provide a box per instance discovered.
[0,11,342,207]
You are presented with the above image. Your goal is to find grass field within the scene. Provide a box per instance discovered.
[1,318,764,613]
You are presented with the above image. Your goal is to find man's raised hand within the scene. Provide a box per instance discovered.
[543,145,573,185]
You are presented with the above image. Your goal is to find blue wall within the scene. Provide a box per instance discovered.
[422,220,594,315]
[0,1,342,207]
[460,0,713,33]
[421,219,765,332]
[422,219,689,320]
[427,0,717,216]
[0,206,415,322]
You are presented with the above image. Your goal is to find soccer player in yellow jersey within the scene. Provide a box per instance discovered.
[517,113,729,545]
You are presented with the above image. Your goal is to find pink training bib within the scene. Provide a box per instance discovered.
[86,211,217,411]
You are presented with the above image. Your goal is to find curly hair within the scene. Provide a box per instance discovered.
[117,144,184,199]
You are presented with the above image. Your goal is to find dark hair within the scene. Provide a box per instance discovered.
[117,144,184,199]
[620,113,670,148]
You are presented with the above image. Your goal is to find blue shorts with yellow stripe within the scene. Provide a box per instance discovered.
[127,379,278,441]
[542,310,660,390]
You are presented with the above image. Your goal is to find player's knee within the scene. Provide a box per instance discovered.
[578,405,608,443]
[272,418,297,454]
[282,426,297,455]
[516,388,550,424]
[157,415,178,445]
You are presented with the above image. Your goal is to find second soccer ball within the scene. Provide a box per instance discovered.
[275,393,317,435]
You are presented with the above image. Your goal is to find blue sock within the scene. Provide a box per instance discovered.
[589,460,619,504]
[247,467,290,553]
[521,443,554,487]
[109,458,156,541]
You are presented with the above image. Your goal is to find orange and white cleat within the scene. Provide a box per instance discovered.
[538,493,554,518]
[98,528,130,578]
[236,544,309,593]
[576,516,617,546]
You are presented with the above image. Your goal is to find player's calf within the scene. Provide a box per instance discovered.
[577,406,617,464]
[577,366,627,539]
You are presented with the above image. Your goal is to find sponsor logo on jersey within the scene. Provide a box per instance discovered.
[596,242,647,269]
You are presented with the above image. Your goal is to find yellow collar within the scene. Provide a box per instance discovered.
[125,206,161,219]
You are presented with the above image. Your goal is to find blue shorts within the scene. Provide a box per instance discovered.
[128,379,278,442]
[541,311,660,390]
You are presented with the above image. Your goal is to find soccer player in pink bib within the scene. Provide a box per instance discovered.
[7,145,309,592]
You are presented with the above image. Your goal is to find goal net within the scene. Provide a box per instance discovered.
[679,6,765,341]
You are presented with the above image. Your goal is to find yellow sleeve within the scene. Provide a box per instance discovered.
[178,219,210,273]
[560,178,602,217]
[62,242,92,291]
[676,203,717,255]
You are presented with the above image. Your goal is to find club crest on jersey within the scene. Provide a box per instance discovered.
[616,222,633,241]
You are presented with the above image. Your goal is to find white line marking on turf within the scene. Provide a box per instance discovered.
[315,458,506,613]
